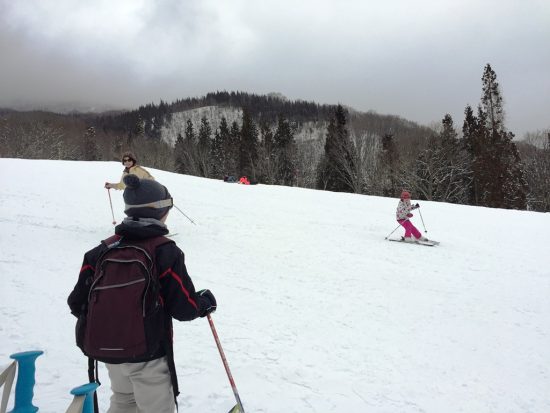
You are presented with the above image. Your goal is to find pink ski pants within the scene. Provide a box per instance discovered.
[397,219,422,239]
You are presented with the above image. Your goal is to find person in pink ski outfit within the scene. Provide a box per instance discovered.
[396,190,429,242]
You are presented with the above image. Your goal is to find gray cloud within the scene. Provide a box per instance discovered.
[0,0,549,136]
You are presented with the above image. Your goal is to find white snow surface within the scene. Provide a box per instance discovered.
[1,158,549,413]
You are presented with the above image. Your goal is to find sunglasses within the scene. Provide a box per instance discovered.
[122,158,133,163]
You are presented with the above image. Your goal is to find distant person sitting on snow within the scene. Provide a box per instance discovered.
[68,174,217,413]
[223,175,237,183]
[396,190,428,242]
[104,151,154,190]
[238,176,250,185]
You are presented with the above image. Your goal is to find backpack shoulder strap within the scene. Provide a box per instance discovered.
[102,234,122,248]
[100,235,172,253]
[131,236,174,257]
[116,236,179,401]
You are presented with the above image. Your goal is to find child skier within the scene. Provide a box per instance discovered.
[69,174,216,412]
[396,190,429,243]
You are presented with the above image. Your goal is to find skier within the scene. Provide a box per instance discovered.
[238,176,250,185]
[104,151,154,190]
[68,174,217,413]
[396,190,429,243]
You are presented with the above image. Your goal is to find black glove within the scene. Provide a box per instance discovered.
[197,289,217,317]
[413,203,420,209]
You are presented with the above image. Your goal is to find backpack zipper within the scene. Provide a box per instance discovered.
[88,259,148,303]
[91,245,156,316]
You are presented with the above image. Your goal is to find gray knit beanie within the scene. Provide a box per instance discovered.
[123,174,173,220]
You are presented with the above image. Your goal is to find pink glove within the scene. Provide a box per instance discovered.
[407,213,413,218]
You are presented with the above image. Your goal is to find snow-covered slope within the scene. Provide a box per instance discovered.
[1,158,549,413]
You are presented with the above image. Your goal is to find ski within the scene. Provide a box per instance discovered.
[387,238,439,246]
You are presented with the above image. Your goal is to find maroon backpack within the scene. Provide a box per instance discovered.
[77,235,173,363]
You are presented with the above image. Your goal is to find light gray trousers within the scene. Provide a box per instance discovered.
[105,357,175,413]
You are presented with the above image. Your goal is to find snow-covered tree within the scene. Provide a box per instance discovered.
[405,115,470,202]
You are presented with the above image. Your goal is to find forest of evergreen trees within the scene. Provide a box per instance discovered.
[1,65,549,211]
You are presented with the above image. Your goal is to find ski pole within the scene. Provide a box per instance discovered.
[207,314,245,413]
[173,204,196,225]
[418,208,428,233]
[106,188,116,225]
[384,218,408,240]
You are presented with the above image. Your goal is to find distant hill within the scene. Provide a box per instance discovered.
[94,91,433,145]
[0,91,433,167]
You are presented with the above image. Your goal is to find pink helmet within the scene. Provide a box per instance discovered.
[401,190,411,200]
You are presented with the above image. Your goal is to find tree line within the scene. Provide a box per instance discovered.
[0,65,548,211]
[316,65,536,210]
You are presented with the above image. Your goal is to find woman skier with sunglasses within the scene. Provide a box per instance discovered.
[105,151,154,190]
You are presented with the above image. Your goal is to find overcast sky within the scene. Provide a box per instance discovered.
[1,0,548,136]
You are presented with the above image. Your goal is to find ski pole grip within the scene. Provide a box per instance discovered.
[70,382,100,413]
[10,350,43,413]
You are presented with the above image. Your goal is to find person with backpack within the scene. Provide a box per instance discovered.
[396,190,429,243]
[104,151,154,190]
[68,174,217,413]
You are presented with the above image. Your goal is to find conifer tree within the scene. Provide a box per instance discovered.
[204,117,233,178]
[174,133,186,174]
[481,64,528,208]
[462,64,528,209]
[239,109,259,178]
[82,126,98,161]
[198,116,212,150]
[481,64,505,134]
[197,116,212,177]
[439,114,471,203]
[185,119,196,143]
[112,136,123,162]
[256,121,277,184]
[316,105,354,192]
[181,119,199,175]
[409,115,470,202]
[273,115,297,186]
[228,120,241,176]
[129,116,145,149]
[215,117,231,175]
[522,131,550,211]
[462,105,481,204]
[379,133,399,197]
[210,129,224,178]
